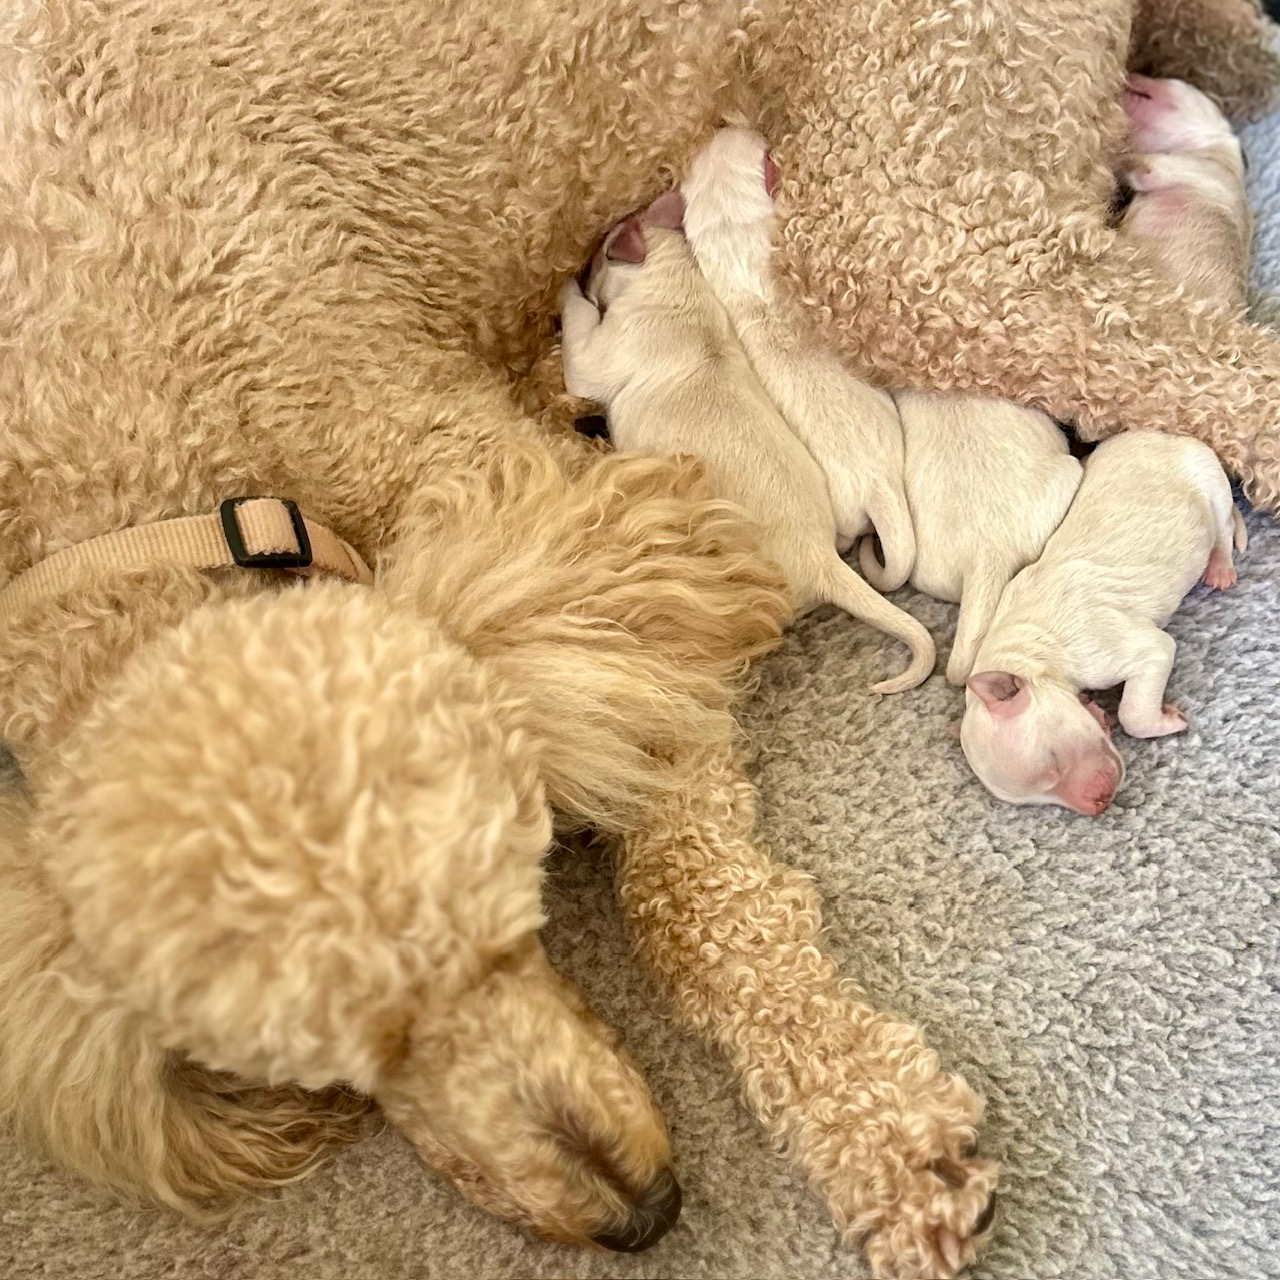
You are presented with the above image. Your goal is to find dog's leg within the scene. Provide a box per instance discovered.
[617,740,998,1280]
[1116,626,1186,737]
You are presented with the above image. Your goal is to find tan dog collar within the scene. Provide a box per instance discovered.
[0,497,374,619]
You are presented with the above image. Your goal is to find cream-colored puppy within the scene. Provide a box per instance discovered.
[859,392,1083,685]
[559,206,935,694]
[680,127,916,586]
[960,431,1246,815]
[1118,73,1252,310]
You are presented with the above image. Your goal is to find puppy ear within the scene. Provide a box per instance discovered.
[763,151,781,200]
[605,219,647,264]
[1079,694,1113,737]
[967,671,1026,716]
[1124,71,1156,100]
[641,189,685,230]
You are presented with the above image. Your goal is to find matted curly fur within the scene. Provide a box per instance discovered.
[0,1,1275,1277]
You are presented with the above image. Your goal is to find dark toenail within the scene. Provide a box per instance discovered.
[973,1192,998,1236]
[930,1158,967,1188]
[961,1136,979,1159]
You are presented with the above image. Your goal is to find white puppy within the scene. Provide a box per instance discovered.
[859,392,1083,685]
[680,127,916,586]
[1118,73,1252,310]
[558,202,935,694]
[961,430,1245,815]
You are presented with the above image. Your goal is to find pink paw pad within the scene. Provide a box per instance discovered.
[1203,549,1237,591]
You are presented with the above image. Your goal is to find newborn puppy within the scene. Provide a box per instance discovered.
[961,430,1245,815]
[559,202,935,694]
[860,392,1083,685]
[1118,73,1252,309]
[680,127,916,586]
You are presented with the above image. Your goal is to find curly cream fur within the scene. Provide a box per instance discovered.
[1,0,1275,1275]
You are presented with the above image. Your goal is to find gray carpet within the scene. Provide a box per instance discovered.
[3,86,1279,1280]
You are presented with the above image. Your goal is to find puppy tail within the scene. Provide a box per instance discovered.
[0,789,371,1218]
[820,560,935,694]
[863,488,916,591]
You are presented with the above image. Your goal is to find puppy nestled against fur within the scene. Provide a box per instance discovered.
[1118,72,1253,309]
[860,394,1083,685]
[560,205,935,694]
[681,128,918,586]
[961,431,1245,814]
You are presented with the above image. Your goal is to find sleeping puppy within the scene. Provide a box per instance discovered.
[860,392,1083,685]
[558,199,935,694]
[961,430,1245,815]
[680,127,916,586]
[1117,73,1252,310]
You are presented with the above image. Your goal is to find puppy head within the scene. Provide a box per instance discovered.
[1123,73,1237,156]
[584,191,686,309]
[960,671,1125,815]
[682,125,778,242]
[44,582,677,1249]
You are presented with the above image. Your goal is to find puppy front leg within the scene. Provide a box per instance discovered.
[618,739,997,1280]
[558,278,610,403]
[1117,626,1186,737]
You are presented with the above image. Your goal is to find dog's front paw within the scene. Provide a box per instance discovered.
[845,1076,998,1279]
[858,1144,998,1279]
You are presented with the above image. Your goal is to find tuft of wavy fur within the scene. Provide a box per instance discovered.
[381,440,792,832]
[0,783,373,1216]
[747,0,1280,514]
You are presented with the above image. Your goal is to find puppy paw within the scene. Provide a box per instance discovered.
[1202,548,1237,591]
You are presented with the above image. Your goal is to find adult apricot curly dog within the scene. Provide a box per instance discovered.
[1,2,1276,1279]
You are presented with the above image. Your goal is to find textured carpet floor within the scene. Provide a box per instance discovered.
[4,75,1279,1280]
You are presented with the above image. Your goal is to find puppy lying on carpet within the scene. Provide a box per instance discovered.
[961,433,1245,814]
[681,128,917,591]
[560,199,935,694]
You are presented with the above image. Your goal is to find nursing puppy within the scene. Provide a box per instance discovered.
[1118,73,1252,310]
[558,202,935,694]
[680,127,916,586]
[860,393,1083,685]
[961,431,1245,815]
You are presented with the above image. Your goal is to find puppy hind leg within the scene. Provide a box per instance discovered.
[1117,626,1186,737]
[946,562,1010,686]
[1203,496,1248,588]
[617,739,998,1280]
[864,487,917,592]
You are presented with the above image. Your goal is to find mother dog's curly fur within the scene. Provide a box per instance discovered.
[0,2,1275,1278]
